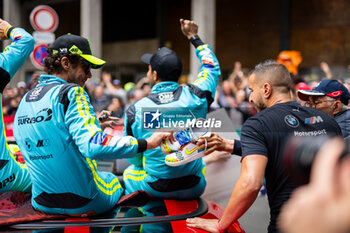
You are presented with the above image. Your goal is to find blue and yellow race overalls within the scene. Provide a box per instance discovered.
[13,75,148,216]
[0,28,34,193]
[123,43,221,199]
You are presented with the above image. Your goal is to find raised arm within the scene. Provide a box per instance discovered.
[0,18,34,92]
[180,19,221,99]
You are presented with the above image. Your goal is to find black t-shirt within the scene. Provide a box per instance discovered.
[241,101,342,233]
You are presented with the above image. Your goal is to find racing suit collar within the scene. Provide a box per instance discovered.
[151,81,179,94]
[38,74,68,86]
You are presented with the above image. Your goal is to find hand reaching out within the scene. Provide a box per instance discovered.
[196,132,234,155]
[146,130,173,150]
[97,110,119,130]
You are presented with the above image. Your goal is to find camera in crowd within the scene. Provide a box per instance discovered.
[283,135,350,185]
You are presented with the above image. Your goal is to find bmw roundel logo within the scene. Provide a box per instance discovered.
[284,115,299,128]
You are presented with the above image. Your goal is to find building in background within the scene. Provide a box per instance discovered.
[1,0,350,86]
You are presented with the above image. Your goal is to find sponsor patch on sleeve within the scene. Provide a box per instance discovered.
[11,28,22,40]
[199,50,214,67]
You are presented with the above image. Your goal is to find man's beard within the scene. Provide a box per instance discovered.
[254,101,267,112]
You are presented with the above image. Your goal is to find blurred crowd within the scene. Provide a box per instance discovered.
[3,58,350,128]
[2,71,40,116]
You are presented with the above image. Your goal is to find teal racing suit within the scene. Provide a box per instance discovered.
[123,41,221,199]
[13,75,148,216]
[0,27,33,193]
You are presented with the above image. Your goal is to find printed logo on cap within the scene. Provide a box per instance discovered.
[327,90,342,98]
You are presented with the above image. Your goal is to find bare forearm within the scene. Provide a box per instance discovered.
[218,176,260,229]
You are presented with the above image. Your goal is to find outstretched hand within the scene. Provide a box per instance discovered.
[0,18,12,40]
[180,18,198,39]
[196,132,234,155]
[146,130,173,150]
[97,110,119,130]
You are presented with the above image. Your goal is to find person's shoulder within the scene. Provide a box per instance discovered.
[133,95,151,108]
[125,103,136,117]
[65,83,83,94]
[343,108,350,116]
[242,113,263,130]
[334,108,350,121]
[261,101,303,116]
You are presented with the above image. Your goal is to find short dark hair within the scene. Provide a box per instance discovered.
[43,53,82,74]
[251,60,292,94]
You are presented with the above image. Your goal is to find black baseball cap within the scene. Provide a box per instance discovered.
[48,34,106,69]
[141,47,182,82]
[298,79,350,105]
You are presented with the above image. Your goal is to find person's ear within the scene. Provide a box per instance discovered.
[332,100,342,115]
[263,83,272,98]
[153,70,159,83]
[61,57,70,70]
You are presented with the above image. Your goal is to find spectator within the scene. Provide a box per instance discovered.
[134,76,149,90]
[141,82,152,96]
[6,96,20,115]
[294,81,311,105]
[133,89,146,102]
[217,80,245,126]
[235,89,256,122]
[102,71,127,104]
[186,60,342,233]
[218,80,237,111]
[84,78,98,97]
[27,71,41,90]
[344,78,350,94]
[91,85,112,114]
[107,95,124,119]
[16,81,27,97]
[298,79,350,140]
[228,61,247,94]
[320,61,333,79]
[0,18,33,193]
